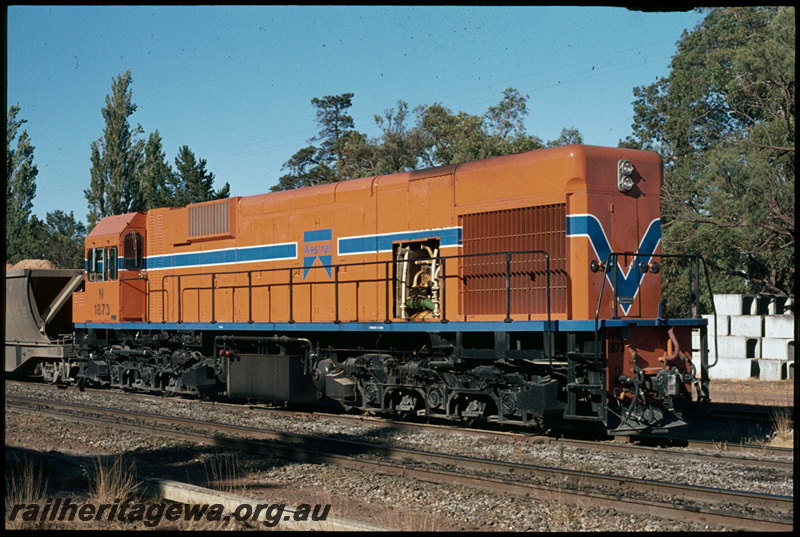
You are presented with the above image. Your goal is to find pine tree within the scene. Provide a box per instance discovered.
[42,210,87,269]
[272,93,359,190]
[138,130,175,210]
[171,145,229,206]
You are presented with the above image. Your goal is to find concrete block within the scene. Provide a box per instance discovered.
[713,295,750,316]
[764,314,796,338]
[708,357,757,380]
[760,338,794,360]
[767,299,777,315]
[691,326,715,350]
[729,315,764,337]
[761,296,793,314]
[756,359,786,381]
[716,336,760,359]
[766,296,792,315]
[702,314,729,337]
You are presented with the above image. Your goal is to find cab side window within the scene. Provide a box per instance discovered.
[87,246,118,281]
[123,232,143,270]
[87,249,95,282]
[93,247,105,282]
[108,246,118,280]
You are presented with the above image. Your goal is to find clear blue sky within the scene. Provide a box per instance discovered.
[7,6,705,223]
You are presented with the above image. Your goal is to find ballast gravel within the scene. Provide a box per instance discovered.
[5,381,792,531]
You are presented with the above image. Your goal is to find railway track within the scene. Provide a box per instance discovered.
[5,394,793,531]
[6,380,793,468]
[270,407,795,468]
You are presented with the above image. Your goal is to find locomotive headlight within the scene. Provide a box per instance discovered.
[617,159,636,192]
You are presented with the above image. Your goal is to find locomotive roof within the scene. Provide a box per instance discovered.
[87,212,141,238]
[236,144,661,210]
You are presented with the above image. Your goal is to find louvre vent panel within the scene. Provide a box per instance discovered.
[460,204,567,316]
[188,200,230,238]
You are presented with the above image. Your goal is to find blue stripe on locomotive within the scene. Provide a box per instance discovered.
[338,227,462,255]
[136,226,463,270]
[144,243,298,270]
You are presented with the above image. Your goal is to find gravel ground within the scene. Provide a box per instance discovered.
[5,380,793,531]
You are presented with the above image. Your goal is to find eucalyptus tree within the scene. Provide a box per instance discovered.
[625,6,795,313]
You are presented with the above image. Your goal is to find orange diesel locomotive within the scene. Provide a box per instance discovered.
[69,145,712,435]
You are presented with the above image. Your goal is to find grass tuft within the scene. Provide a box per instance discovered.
[5,457,50,529]
[768,407,794,448]
[89,455,141,505]
[537,490,589,531]
[203,451,244,494]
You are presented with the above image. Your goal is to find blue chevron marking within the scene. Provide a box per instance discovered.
[566,214,661,315]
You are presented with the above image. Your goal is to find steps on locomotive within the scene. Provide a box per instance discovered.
[564,351,606,422]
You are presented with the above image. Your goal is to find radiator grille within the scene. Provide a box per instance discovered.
[460,204,567,316]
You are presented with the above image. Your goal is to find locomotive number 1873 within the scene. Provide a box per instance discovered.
[608,339,625,353]
[93,303,110,316]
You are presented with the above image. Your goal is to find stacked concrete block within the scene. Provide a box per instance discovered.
[703,294,795,381]
[729,314,764,337]
[762,314,796,379]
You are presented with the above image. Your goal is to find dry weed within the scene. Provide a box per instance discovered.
[768,407,794,448]
[373,504,440,531]
[5,457,51,530]
[537,490,589,531]
[89,455,141,505]
[203,451,244,494]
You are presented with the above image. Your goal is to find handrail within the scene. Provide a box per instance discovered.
[149,249,554,329]
[592,252,718,370]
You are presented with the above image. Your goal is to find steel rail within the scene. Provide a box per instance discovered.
[6,381,792,469]
[5,396,792,532]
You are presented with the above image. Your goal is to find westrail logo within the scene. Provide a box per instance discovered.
[303,229,333,280]
[566,214,661,315]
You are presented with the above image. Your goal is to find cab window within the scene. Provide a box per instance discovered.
[124,232,143,270]
[108,246,118,280]
[87,249,95,282]
[87,246,118,281]
[93,248,105,282]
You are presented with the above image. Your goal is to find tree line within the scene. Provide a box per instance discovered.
[7,69,230,267]
[622,6,794,314]
[271,88,582,191]
[6,7,794,311]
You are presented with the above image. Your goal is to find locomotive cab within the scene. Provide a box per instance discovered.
[73,212,147,323]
